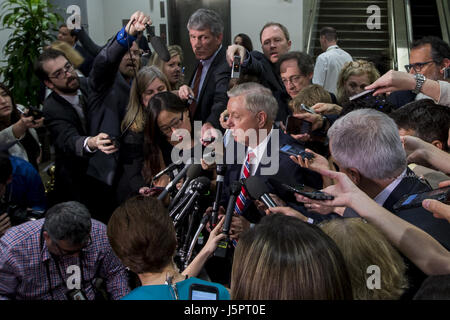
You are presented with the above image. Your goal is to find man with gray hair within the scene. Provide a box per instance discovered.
[0,201,129,300]
[184,8,231,143]
[221,82,322,234]
[327,109,450,250]
[205,82,321,285]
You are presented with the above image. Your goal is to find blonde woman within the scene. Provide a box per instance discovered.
[148,45,184,90]
[336,60,380,105]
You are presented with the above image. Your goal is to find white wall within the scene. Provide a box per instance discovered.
[86,0,106,45]
[230,0,303,52]
[98,0,168,46]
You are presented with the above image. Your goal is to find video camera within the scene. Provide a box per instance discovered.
[0,200,44,226]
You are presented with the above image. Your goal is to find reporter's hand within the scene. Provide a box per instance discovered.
[126,11,151,37]
[89,133,118,154]
[226,44,246,67]
[205,206,225,232]
[177,85,194,101]
[290,149,330,172]
[201,123,220,147]
[365,70,416,96]
[422,180,450,223]
[202,217,226,256]
[292,113,324,131]
[230,214,250,240]
[267,206,309,222]
[219,110,230,130]
[294,168,366,210]
[0,213,11,237]
[401,135,433,167]
[312,103,342,115]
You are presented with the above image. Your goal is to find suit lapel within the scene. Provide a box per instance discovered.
[383,168,430,212]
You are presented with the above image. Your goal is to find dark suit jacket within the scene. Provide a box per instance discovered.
[75,44,95,77]
[387,90,417,110]
[344,169,450,299]
[43,77,91,203]
[189,46,230,130]
[221,129,323,223]
[87,38,132,186]
[245,51,291,123]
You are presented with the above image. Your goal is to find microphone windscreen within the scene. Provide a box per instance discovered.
[150,36,171,62]
[193,176,211,194]
[230,181,242,196]
[186,164,203,179]
[244,176,271,200]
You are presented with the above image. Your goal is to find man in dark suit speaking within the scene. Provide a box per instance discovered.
[183,9,231,144]
[220,82,322,234]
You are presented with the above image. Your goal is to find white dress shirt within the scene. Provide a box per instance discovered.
[312,45,353,95]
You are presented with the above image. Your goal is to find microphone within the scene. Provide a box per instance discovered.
[211,164,227,228]
[145,24,170,62]
[243,176,277,209]
[214,181,241,258]
[168,164,203,211]
[157,159,193,201]
[152,160,183,182]
[173,176,211,226]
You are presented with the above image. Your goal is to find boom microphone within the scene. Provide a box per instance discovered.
[168,164,203,211]
[152,160,183,182]
[157,159,193,201]
[243,176,277,208]
[214,181,241,258]
[145,24,170,62]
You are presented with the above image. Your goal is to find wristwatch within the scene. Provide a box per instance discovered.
[413,73,426,94]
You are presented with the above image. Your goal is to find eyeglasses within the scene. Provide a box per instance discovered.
[282,75,304,85]
[49,62,74,80]
[54,235,92,257]
[160,112,184,136]
[404,61,436,73]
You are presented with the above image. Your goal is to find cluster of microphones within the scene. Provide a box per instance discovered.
[151,150,326,270]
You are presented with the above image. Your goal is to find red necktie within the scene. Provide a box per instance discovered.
[189,62,204,119]
[235,152,256,215]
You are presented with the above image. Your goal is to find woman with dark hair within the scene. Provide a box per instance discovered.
[231,214,353,300]
[234,33,253,52]
[0,83,43,169]
[116,91,193,203]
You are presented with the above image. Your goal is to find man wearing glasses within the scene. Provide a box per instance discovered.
[389,36,450,109]
[35,49,115,220]
[0,201,129,300]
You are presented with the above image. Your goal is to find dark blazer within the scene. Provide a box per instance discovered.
[43,77,91,204]
[383,170,450,249]
[221,129,323,223]
[75,44,95,77]
[384,170,450,299]
[87,38,132,186]
[387,90,417,110]
[189,46,231,130]
[245,51,291,123]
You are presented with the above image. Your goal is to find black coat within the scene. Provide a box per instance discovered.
[221,129,323,223]
[188,46,231,130]
[43,77,91,203]
[245,51,291,123]
[87,38,132,186]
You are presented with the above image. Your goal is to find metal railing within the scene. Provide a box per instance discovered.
[388,0,410,71]
[305,0,319,56]
[437,0,450,44]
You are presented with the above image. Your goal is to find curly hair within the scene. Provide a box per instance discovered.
[336,60,380,105]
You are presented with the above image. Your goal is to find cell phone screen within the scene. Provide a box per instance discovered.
[191,290,218,300]
[394,186,450,211]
